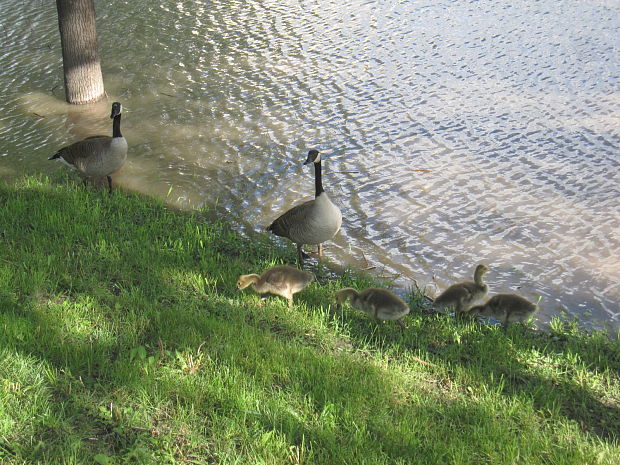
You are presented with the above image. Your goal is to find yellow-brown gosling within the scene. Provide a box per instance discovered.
[335,287,410,329]
[469,294,538,325]
[49,102,128,192]
[433,264,490,314]
[266,149,342,266]
[237,265,314,307]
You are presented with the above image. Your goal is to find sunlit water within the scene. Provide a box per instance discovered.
[1,0,619,331]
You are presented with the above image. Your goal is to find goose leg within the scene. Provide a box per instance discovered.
[373,307,381,325]
[296,245,311,265]
[317,243,323,258]
[396,319,406,330]
[296,244,305,267]
[455,303,467,319]
[107,175,113,193]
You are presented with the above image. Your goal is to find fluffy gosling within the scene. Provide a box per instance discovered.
[335,287,410,329]
[237,265,314,307]
[469,294,538,326]
[433,264,489,314]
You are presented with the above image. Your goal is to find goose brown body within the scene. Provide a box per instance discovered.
[237,265,314,307]
[433,264,490,313]
[268,194,341,246]
[267,150,342,265]
[49,102,127,192]
[335,287,410,328]
[469,294,538,325]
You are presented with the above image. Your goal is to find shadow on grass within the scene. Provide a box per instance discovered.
[0,177,618,463]
[333,310,620,442]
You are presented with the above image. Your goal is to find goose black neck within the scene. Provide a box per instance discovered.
[313,161,324,197]
[112,114,122,138]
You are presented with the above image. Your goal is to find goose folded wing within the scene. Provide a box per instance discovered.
[267,200,313,236]
[55,136,112,163]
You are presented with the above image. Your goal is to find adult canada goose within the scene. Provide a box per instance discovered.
[267,149,342,266]
[469,294,538,326]
[335,287,410,329]
[433,264,489,314]
[49,102,128,192]
[237,264,314,307]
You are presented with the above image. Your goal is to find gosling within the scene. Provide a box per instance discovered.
[433,264,490,314]
[237,265,314,307]
[469,294,538,326]
[335,287,410,329]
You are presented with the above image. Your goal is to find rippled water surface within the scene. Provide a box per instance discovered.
[1,0,619,330]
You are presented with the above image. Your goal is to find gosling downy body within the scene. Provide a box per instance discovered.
[267,150,342,265]
[469,294,538,325]
[49,102,128,192]
[335,287,410,328]
[433,264,490,313]
[237,264,314,307]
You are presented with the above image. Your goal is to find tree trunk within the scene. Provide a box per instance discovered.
[56,0,105,104]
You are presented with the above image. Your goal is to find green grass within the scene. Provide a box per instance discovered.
[0,175,619,464]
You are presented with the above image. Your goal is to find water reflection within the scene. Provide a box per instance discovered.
[0,0,618,330]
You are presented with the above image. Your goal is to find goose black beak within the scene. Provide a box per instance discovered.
[110,102,122,118]
[303,149,320,165]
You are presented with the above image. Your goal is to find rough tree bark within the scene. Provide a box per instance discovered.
[56,0,105,104]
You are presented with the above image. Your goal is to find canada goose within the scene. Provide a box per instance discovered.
[49,102,128,192]
[237,264,314,307]
[433,264,489,314]
[267,149,342,265]
[335,287,410,328]
[469,294,538,325]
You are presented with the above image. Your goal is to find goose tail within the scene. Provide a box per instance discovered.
[265,219,287,237]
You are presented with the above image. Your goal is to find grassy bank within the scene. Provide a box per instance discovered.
[0,175,619,464]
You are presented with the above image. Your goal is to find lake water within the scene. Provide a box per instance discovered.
[1,0,618,331]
